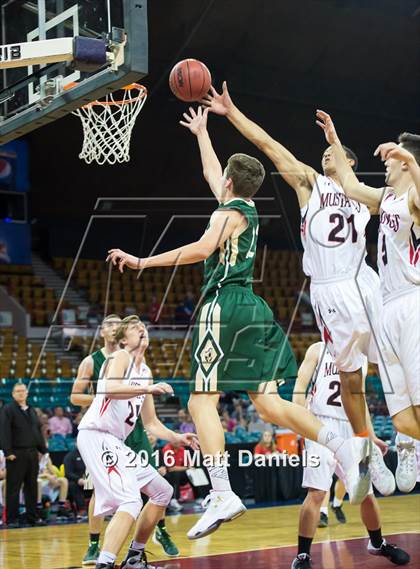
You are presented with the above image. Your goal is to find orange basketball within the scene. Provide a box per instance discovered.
[169,59,212,102]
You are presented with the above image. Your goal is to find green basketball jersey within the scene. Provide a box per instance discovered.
[202,198,258,297]
[91,349,106,391]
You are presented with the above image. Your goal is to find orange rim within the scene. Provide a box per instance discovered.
[64,82,147,107]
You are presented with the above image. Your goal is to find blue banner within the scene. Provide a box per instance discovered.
[0,140,29,193]
[0,222,31,264]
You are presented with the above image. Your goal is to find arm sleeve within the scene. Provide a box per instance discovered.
[1,407,13,456]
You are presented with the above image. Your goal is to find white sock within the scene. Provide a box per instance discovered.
[131,540,145,551]
[320,506,328,516]
[207,465,232,492]
[333,497,343,508]
[97,551,117,565]
[396,432,414,445]
[317,426,344,454]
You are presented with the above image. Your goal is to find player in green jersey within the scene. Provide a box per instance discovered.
[71,315,179,564]
[107,106,372,540]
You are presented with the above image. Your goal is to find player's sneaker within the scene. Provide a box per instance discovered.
[369,443,396,496]
[187,490,246,540]
[120,549,161,568]
[335,437,371,504]
[367,539,410,565]
[291,553,313,568]
[83,542,100,566]
[94,564,114,569]
[318,512,328,527]
[331,505,346,524]
[396,441,417,493]
[153,526,179,556]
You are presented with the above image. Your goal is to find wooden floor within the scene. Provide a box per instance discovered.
[1,494,419,569]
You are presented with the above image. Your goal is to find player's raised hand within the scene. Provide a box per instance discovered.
[374,142,413,164]
[147,382,174,396]
[106,249,140,273]
[200,81,233,116]
[316,110,340,145]
[176,432,200,450]
[179,106,209,135]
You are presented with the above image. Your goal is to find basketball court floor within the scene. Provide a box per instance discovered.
[1,494,419,568]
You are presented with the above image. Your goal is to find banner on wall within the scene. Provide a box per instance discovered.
[0,140,29,193]
[0,222,31,264]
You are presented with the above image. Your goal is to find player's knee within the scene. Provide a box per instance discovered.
[306,489,326,506]
[392,414,416,438]
[117,498,143,520]
[149,478,173,507]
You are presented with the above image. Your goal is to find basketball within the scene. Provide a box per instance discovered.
[169,58,212,102]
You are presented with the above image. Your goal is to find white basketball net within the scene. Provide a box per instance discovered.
[73,84,147,165]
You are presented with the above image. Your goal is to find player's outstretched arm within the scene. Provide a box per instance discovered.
[141,394,200,450]
[316,110,384,213]
[292,342,321,407]
[201,82,317,207]
[70,355,95,407]
[104,351,174,399]
[107,209,243,271]
[180,106,224,202]
[375,142,420,212]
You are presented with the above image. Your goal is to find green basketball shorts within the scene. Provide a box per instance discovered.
[190,285,297,393]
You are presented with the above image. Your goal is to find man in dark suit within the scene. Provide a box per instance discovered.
[1,382,47,527]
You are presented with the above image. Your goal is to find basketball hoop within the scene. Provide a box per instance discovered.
[70,83,147,165]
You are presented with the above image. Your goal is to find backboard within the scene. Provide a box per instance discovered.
[0,1,148,144]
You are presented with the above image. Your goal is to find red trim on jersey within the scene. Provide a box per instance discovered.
[107,465,122,478]
[99,397,111,417]
[409,224,420,266]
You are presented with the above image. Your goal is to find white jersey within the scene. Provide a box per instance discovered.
[378,189,420,302]
[301,175,371,281]
[308,344,367,421]
[78,352,151,441]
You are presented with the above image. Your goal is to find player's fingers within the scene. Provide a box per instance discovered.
[373,145,381,156]
[179,121,190,128]
[182,112,192,122]
[222,80,228,93]
[189,106,196,117]
[315,120,326,130]
[210,85,219,96]
[203,107,209,118]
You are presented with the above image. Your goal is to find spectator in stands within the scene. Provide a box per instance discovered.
[254,431,277,455]
[247,411,274,435]
[0,450,5,525]
[48,406,72,437]
[161,438,207,511]
[71,409,86,438]
[300,305,314,329]
[0,241,10,264]
[179,412,196,434]
[148,294,161,323]
[1,382,47,527]
[38,453,71,518]
[174,292,195,324]
[175,408,187,429]
[221,410,237,432]
[63,447,86,512]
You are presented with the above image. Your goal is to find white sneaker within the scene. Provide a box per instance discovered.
[187,490,246,540]
[369,443,396,496]
[169,498,183,512]
[396,441,417,493]
[335,437,371,505]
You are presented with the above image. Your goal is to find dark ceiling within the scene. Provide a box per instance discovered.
[27,0,420,243]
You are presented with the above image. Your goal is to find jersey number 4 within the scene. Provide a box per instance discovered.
[326,380,342,407]
[328,214,357,243]
[125,401,142,426]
